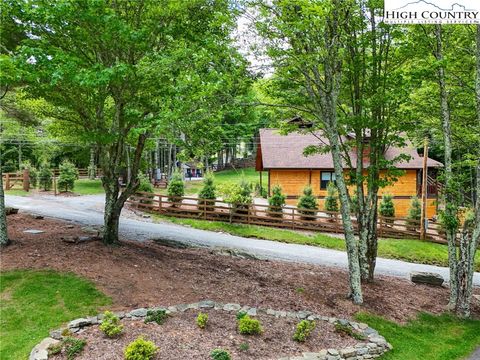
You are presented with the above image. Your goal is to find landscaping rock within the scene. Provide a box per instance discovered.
[223,303,241,311]
[23,229,45,234]
[410,271,444,286]
[5,207,19,215]
[152,238,192,249]
[199,300,215,308]
[29,337,59,360]
[68,317,91,328]
[128,308,147,317]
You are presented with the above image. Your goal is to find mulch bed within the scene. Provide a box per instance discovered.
[51,310,359,360]
[2,213,479,324]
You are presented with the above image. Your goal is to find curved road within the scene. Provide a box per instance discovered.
[6,193,480,287]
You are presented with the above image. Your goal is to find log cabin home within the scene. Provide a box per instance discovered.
[256,128,443,218]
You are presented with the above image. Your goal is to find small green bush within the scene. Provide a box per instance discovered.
[63,337,86,360]
[210,348,232,360]
[198,172,216,212]
[137,173,154,204]
[196,312,209,329]
[21,160,38,188]
[293,320,316,342]
[124,337,158,360]
[297,186,318,220]
[268,185,286,218]
[236,311,248,320]
[324,182,339,213]
[239,342,249,351]
[379,193,395,224]
[38,165,53,191]
[167,170,185,207]
[57,160,79,192]
[99,311,123,337]
[407,196,422,230]
[238,315,262,335]
[334,322,366,340]
[220,179,253,216]
[144,309,168,325]
[47,342,63,356]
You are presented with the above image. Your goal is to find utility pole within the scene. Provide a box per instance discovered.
[420,137,429,240]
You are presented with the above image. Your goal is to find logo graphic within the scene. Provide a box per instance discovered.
[384,0,480,24]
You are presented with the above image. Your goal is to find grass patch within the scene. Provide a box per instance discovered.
[0,269,111,360]
[73,179,104,195]
[356,312,480,360]
[153,215,480,271]
[5,189,29,196]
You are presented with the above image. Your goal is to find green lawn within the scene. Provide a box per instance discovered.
[356,312,480,360]
[0,270,111,360]
[153,215,480,271]
[5,189,30,196]
[73,179,104,195]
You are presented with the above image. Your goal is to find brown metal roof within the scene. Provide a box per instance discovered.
[259,129,443,170]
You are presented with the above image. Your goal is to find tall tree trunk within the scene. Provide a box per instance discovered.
[435,25,459,309]
[167,143,172,178]
[0,147,9,247]
[88,145,96,179]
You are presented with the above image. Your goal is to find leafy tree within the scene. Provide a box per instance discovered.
[268,185,286,218]
[57,160,78,192]
[38,165,53,191]
[297,186,318,220]
[167,171,185,207]
[198,172,216,212]
[11,0,241,244]
[220,179,253,217]
[324,182,339,213]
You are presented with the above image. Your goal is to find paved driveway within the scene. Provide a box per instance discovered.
[6,194,480,286]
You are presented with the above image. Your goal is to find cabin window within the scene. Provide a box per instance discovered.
[320,171,336,189]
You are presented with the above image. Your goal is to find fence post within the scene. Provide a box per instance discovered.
[291,208,295,230]
[23,169,30,192]
[204,201,207,220]
[158,195,162,212]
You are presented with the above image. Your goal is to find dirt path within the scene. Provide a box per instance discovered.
[2,213,479,323]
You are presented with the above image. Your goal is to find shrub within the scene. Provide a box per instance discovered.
[293,320,316,342]
[220,179,253,216]
[38,165,53,191]
[47,342,63,356]
[144,309,168,325]
[198,172,216,212]
[63,337,86,360]
[167,170,185,207]
[297,186,318,220]
[99,311,124,337]
[407,196,421,230]
[334,322,366,340]
[268,185,286,218]
[124,337,158,360]
[324,181,339,214]
[57,160,79,192]
[254,182,268,198]
[21,160,38,188]
[210,349,231,360]
[196,312,209,329]
[239,342,249,351]
[379,193,395,224]
[238,315,262,335]
[137,173,154,204]
[236,311,248,320]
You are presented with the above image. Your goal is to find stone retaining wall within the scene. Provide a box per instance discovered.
[30,300,392,360]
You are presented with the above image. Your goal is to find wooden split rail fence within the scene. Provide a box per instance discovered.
[128,192,448,244]
[2,170,30,191]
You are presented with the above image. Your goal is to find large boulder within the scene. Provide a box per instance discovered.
[410,271,444,286]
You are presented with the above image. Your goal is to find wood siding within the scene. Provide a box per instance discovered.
[270,169,437,217]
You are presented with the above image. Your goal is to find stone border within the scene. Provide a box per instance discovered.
[30,300,392,360]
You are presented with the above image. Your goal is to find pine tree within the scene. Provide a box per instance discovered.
[198,172,216,212]
[324,181,339,214]
[407,196,422,230]
[38,166,53,191]
[268,185,286,218]
[297,186,318,220]
[379,193,395,225]
[57,160,79,192]
[167,171,185,207]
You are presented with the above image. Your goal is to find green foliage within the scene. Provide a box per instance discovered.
[349,194,359,215]
[196,312,209,329]
[334,322,366,341]
[38,166,53,191]
[47,342,63,356]
[237,315,262,335]
[124,337,158,360]
[254,181,268,198]
[198,172,216,211]
[138,173,154,204]
[324,182,339,213]
[236,311,248,320]
[99,311,123,337]
[57,160,79,192]
[268,185,286,217]
[21,160,38,188]
[210,348,232,360]
[167,171,185,206]
[297,186,318,220]
[63,337,87,360]
[220,178,253,216]
[379,194,395,225]
[293,320,316,342]
[239,342,249,351]
[407,196,422,221]
[144,309,168,325]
